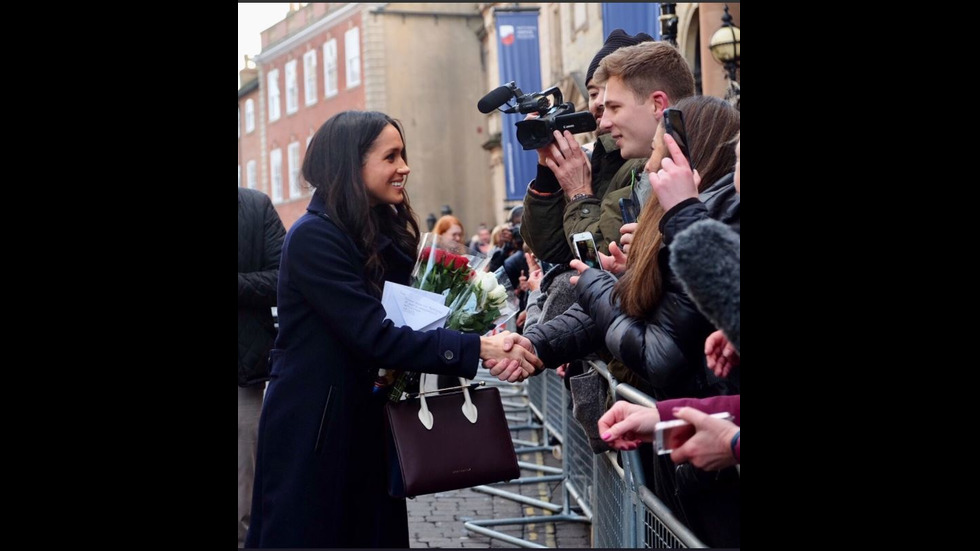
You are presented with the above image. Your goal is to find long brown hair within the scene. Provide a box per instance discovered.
[302,111,421,295]
[615,96,740,317]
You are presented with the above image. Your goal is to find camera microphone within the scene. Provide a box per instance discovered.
[477,85,516,114]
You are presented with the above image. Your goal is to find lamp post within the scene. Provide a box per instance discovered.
[709,4,740,107]
[659,3,678,46]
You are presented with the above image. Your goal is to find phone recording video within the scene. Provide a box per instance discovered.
[662,108,692,167]
[571,231,603,271]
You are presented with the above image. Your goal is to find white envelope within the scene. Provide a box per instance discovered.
[381,280,450,332]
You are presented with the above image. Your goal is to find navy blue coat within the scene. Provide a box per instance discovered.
[246,194,481,548]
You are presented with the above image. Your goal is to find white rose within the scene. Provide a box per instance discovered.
[477,271,498,293]
[488,285,507,307]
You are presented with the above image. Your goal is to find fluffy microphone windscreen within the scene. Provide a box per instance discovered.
[669,219,740,353]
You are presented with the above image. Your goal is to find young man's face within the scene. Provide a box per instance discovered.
[599,75,658,159]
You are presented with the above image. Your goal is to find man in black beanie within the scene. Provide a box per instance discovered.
[521,29,653,266]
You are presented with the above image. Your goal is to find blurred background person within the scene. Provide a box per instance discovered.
[432,214,465,245]
[238,186,286,548]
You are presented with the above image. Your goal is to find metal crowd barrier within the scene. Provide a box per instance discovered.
[464,358,707,548]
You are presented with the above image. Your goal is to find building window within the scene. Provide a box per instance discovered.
[288,142,302,199]
[324,39,338,97]
[304,50,318,106]
[345,27,361,89]
[285,60,298,115]
[238,164,242,187]
[247,160,257,190]
[270,149,283,203]
[573,3,587,32]
[267,69,281,122]
[238,107,241,139]
[245,99,255,133]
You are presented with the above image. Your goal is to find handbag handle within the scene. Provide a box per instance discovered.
[417,374,479,430]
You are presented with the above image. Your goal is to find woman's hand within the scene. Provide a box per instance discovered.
[648,134,701,212]
[480,331,541,382]
[599,241,628,275]
[705,330,739,378]
[670,407,740,470]
[618,222,638,255]
[598,401,661,451]
[568,258,589,286]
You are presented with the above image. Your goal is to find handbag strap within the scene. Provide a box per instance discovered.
[417,374,478,430]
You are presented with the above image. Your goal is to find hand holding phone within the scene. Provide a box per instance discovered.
[662,108,692,167]
[571,231,603,271]
[654,411,733,455]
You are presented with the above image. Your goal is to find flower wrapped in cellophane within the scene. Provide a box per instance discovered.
[377,233,517,400]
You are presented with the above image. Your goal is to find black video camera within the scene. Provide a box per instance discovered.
[477,81,597,150]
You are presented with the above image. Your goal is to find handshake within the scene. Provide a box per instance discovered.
[479,331,540,382]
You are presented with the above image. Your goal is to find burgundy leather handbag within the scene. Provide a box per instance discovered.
[384,375,520,498]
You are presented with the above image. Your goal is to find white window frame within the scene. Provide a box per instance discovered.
[288,141,302,199]
[304,50,318,106]
[345,27,361,89]
[245,99,255,133]
[323,39,338,97]
[267,69,281,122]
[246,160,257,190]
[573,3,587,31]
[270,149,283,203]
[285,60,298,115]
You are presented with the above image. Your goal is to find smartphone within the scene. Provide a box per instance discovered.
[654,411,734,455]
[571,231,603,271]
[662,108,693,167]
[619,197,638,224]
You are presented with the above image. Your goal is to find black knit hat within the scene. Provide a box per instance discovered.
[585,29,656,85]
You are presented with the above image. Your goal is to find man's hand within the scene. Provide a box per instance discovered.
[541,130,593,200]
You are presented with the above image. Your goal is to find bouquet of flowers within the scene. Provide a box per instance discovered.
[377,233,515,401]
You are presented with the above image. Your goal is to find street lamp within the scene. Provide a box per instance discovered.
[659,3,678,46]
[426,213,437,231]
[709,4,740,106]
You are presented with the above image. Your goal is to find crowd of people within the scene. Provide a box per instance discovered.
[238,30,740,549]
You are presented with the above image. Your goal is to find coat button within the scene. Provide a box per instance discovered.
[443,350,454,360]
[581,207,590,214]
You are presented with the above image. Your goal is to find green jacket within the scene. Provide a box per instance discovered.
[522,134,646,264]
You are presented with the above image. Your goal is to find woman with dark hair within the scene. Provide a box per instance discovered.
[245,111,541,549]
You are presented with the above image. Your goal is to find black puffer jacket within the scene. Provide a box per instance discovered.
[526,173,739,400]
[238,188,286,387]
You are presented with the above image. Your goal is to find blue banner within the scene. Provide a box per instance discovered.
[602,3,660,39]
[495,10,542,202]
